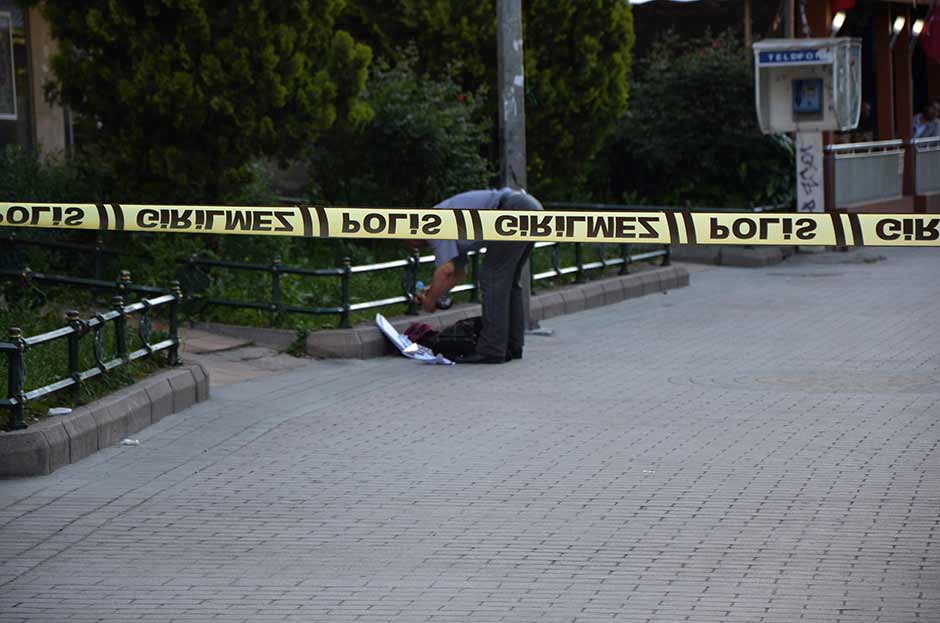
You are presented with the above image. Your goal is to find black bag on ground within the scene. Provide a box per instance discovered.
[433,317,482,358]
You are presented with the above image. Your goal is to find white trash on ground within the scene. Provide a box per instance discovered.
[375,314,454,366]
[120,438,141,446]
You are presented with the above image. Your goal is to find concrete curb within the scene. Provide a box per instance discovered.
[0,364,210,478]
[188,322,299,352]
[670,244,797,267]
[307,264,690,359]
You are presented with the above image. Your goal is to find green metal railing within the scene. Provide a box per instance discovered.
[0,266,167,309]
[0,231,120,281]
[2,238,669,330]
[178,239,669,328]
[180,254,355,328]
[181,250,459,328]
[528,241,668,290]
[1,285,181,431]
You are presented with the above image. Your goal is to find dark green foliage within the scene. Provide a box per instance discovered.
[0,146,111,273]
[31,0,371,203]
[337,0,634,200]
[308,49,492,207]
[523,1,634,199]
[0,145,104,202]
[602,32,794,208]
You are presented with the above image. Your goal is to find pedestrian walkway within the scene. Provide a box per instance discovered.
[179,328,309,387]
[0,247,938,623]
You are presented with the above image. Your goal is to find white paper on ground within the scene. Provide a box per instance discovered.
[375,314,454,365]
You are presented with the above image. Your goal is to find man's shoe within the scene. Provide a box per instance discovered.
[505,350,522,362]
[457,352,506,364]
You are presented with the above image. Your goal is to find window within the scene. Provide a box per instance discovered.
[0,3,32,149]
[0,11,15,120]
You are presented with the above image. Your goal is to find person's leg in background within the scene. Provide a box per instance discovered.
[475,240,529,360]
[501,191,543,360]
[507,241,534,359]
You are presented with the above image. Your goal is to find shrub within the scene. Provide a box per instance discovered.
[27,0,372,204]
[602,31,794,208]
[338,0,634,200]
[308,49,493,209]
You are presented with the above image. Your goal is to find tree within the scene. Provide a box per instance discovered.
[523,1,633,198]
[338,0,634,200]
[603,32,794,208]
[309,49,492,208]
[27,0,371,203]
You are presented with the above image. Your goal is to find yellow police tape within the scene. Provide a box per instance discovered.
[1,202,938,246]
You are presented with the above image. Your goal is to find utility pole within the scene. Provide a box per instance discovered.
[783,0,795,38]
[497,0,533,326]
[497,0,527,191]
[744,0,752,48]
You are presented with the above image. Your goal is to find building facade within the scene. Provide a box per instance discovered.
[803,0,940,212]
[0,1,67,155]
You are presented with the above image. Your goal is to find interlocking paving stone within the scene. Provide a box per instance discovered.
[0,247,938,622]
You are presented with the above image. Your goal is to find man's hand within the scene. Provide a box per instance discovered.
[414,287,431,311]
[420,260,465,313]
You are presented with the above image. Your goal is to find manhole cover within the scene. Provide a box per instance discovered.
[767,271,846,278]
[748,372,936,393]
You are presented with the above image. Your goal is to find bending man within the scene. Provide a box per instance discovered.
[414,188,542,364]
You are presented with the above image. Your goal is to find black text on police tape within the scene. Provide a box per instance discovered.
[342,212,443,236]
[495,214,660,239]
[136,208,295,232]
[876,218,939,241]
[0,205,84,227]
[709,216,817,241]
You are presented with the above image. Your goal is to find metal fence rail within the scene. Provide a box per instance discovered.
[179,239,669,327]
[529,241,668,285]
[1,286,181,431]
[825,139,905,207]
[2,233,669,329]
[0,267,166,307]
[0,231,119,281]
[914,137,940,196]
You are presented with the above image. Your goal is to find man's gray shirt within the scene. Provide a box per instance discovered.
[428,188,513,269]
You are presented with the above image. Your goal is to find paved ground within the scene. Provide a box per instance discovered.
[0,247,938,623]
[179,329,309,388]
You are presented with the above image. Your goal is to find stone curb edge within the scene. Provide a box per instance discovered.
[307,264,690,359]
[0,363,210,478]
[670,244,797,267]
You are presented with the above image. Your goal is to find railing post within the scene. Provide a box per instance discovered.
[112,295,127,363]
[7,231,17,263]
[94,235,105,282]
[405,249,421,316]
[66,310,82,405]
[340,257,351,329]
[19,266,30,289]
[620,244,631,275]
[662,244,671,267]
[574,242,585,284]
[117,270,132,301]
[271,256,282,327]
[6,327,26,431]
[168,281,181,366]
[469,252,480,303]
